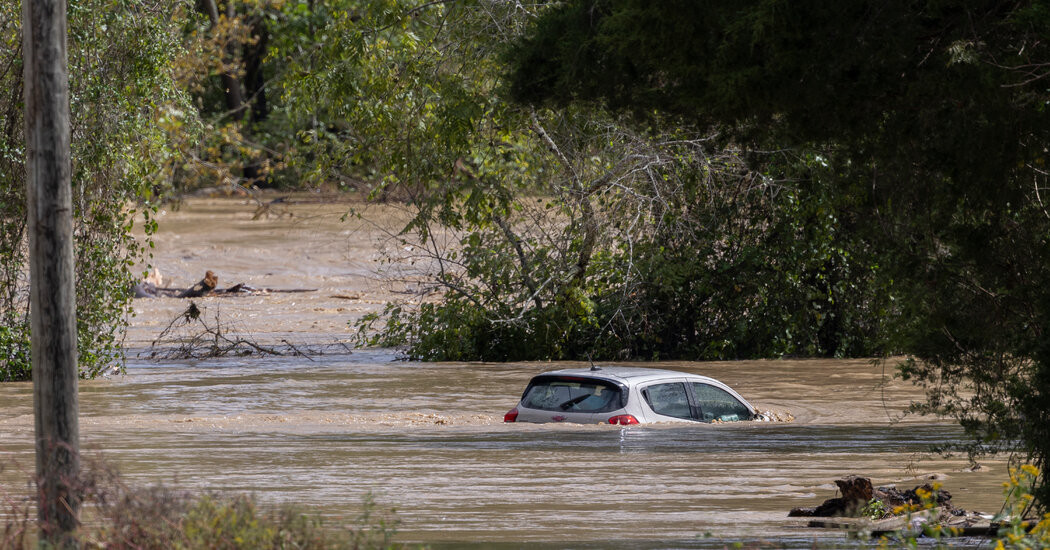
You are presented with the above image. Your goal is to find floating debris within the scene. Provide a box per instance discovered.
[133,269,317,299]
[141,302,350,360]
[789,475,997,538]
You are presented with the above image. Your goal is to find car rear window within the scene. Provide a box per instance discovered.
[521,376,625,413]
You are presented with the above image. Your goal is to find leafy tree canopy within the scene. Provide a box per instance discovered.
[525,3,1036,170]
[511,0,1048,190]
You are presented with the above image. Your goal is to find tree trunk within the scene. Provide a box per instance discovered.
[243,14,268,125]
[242,13,269,184]
[200,0,245,119]
[22,0,80,543]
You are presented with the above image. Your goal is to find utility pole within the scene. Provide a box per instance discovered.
[22,0,80,543]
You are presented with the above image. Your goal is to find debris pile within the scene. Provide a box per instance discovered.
[141,302,350,360]
[786,474,1011,539]
[789,475,957,519]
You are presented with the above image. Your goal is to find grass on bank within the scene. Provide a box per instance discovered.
[1,459,404,549]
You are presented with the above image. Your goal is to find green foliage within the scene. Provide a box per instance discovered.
[356,121,892,360]
[154,493,400,549]
[0,325,30,382]
[860,498,887,521]
[600,156,891,360]
[0,0,194,380]
[168,0,281,191]
[358,291,600,362]
[139,0,892,364]
[993,465,1050,549]
[270,0,539,198]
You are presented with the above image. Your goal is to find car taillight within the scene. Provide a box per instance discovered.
[608,414,639,425]
[504,407,519,422]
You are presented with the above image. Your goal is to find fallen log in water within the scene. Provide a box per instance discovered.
[804,506,943,531]
[132,270,316,298]
[789,475,884,518]
[869,519,1040,538]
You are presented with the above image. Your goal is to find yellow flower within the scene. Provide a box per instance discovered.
[1021,464,1040,477]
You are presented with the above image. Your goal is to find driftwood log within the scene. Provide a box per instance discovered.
[789,475,873,517]
[132,270,317,298]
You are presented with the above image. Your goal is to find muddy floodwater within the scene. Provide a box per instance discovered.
[0,198,1010,547]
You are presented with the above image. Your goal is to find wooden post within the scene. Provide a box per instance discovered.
[22,0,80,543]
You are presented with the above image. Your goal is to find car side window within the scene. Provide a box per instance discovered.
[692,383,751,422]
[642,382,692,420]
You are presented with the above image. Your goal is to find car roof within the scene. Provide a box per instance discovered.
[534,366,723,386]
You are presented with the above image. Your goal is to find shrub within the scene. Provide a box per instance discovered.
[993,465,1050,550]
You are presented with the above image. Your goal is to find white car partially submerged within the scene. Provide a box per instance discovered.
[504,366,759,425]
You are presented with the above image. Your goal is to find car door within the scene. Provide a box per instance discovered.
[638,380,696,422]
[689,382,753,422]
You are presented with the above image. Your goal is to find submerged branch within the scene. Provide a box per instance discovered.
[493,214,543,310]
[142,302,349,360]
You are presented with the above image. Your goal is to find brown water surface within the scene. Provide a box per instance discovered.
[0,198,1009,547]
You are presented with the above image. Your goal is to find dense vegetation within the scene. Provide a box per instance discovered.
[334,3,896,362]
[3,0,1049,509]
[0,0,193,380]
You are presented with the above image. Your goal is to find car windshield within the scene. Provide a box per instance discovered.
[521,376,624,413]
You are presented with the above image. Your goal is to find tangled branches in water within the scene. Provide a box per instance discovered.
[142,302,349,360]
